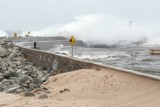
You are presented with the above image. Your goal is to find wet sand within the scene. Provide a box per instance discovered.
[0,69,160,107]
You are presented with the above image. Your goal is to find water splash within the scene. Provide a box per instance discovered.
[0,30,8,37]
[28,14,160,46]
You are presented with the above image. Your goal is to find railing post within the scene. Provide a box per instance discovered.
[34,42,36,49]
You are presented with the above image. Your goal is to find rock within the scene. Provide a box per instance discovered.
[4,72,19,79]
[9,52,17,59]
[0,54,8,58]
[60,88,70,93]
[8,68,14,73]
[28,71,38,78]
[0,86,4,92]
[53,78,57,82]
[0,47,7,55]
[6,85,21,93]
[42,70,49,75]
[23,91,35,97]
[41,75,49,82]
[29,78,41,89]
[17,69,23,74]
[1,62,8,67]
[21,70,29,75]
[22,83,29,88]
[42,87,48,91]
[29,83,38,90]
[17,65,24,69]
[15,88,23,94]
[0,41,6,45]
[21,87,28,92]
[16,52,22,56]
[7,61,12,66]
[16,61,21,66]
[17,57,27,63]
[13,47,19,51]
[6,48,12,52]
[1,67,8,71]
[9,77,20,83]
[10,64,17,69]
[1,79,13,85]
[32,87,49,94]
[0,73,4,82]
[23,66,30,71]
[32,78,41,84]
[37,73,44,79]
[30,74,37,78]
[38,94,48,99]
[19,76,33,85]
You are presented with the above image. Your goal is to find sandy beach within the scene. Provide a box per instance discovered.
[0,68,160,107]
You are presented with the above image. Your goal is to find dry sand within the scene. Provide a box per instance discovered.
[0,69,160,107]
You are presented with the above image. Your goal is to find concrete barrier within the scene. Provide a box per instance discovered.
[19,46,94,73]
[18,46,160,81]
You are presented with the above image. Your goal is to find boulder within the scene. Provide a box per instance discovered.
[1,79,13,85]
[6,85,21,93]
[4,71,19,79]
[41,74,50,82]
[21,70,29,75]
[0,47,7,55]
[0,73,4,82]
[38,94,48,99]
[0,86,4,92]
[23,91,35,97]
[8,52,17,59]
[19,76,33,86]
[15,88,23,94]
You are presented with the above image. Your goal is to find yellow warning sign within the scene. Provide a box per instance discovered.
[69,36,76,45]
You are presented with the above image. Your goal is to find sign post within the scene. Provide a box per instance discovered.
[69,36,76,57]
[71,44,73,57]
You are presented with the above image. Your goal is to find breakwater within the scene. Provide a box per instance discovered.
[12,37,85,50]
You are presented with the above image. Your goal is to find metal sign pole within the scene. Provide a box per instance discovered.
[72,44,73,57]
[69,36,75,57]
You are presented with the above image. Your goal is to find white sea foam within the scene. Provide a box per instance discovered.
[0,30,8,37]
[74,51,131,60]
[49,45,70,56]
[48,45,132,61]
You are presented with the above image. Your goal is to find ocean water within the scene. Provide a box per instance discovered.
[4,14,160,76]
[49,44,160,76]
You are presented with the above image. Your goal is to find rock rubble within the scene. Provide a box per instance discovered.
[0,41,51,95]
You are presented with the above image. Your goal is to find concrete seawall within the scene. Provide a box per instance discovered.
[18,46,160,81]
[19,46,94,73]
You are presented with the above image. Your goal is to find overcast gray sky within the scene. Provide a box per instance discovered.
[0,0,159,30]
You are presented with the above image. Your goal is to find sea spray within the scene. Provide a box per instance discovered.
[22,14,160,46]
[0,29,9,37]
